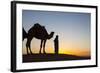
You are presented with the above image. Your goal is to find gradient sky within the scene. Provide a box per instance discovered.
[22,10,91,57]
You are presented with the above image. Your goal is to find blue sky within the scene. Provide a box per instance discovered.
[22,10,91,56]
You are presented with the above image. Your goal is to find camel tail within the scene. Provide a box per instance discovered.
[23,28,28,40]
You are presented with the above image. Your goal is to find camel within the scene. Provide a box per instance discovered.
[26,23,54,54]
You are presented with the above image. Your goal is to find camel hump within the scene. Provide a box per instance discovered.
[34,23,46,32]
[34,23,44,28]
[28,23,48,36]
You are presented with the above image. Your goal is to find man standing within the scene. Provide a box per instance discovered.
[54,35,59,54]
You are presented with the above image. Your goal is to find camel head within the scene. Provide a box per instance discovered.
[48,32,54,39]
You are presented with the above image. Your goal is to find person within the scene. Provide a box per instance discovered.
[54,35,59,54]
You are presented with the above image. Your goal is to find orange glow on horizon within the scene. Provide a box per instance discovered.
[22,38,90,57]
[59,48,90,57]
[22,47,90,57]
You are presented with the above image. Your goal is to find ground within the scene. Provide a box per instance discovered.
[23,54,90,63]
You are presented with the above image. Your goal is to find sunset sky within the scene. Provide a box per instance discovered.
[22,10,91,57]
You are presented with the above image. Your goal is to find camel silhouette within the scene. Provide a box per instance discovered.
[26,23,54,54]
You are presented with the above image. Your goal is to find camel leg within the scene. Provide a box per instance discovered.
[39,40,43,54]
[29,42,33,54]
[26,40,30,55]
[26,37,33,54]
[26,45,29,55]
[43,40,46,54]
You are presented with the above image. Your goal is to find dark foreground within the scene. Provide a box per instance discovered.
[23,54,90,63]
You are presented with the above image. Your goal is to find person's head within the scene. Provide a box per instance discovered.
[56,35,58,38]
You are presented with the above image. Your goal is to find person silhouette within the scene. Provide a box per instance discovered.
[54,35,59,54]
